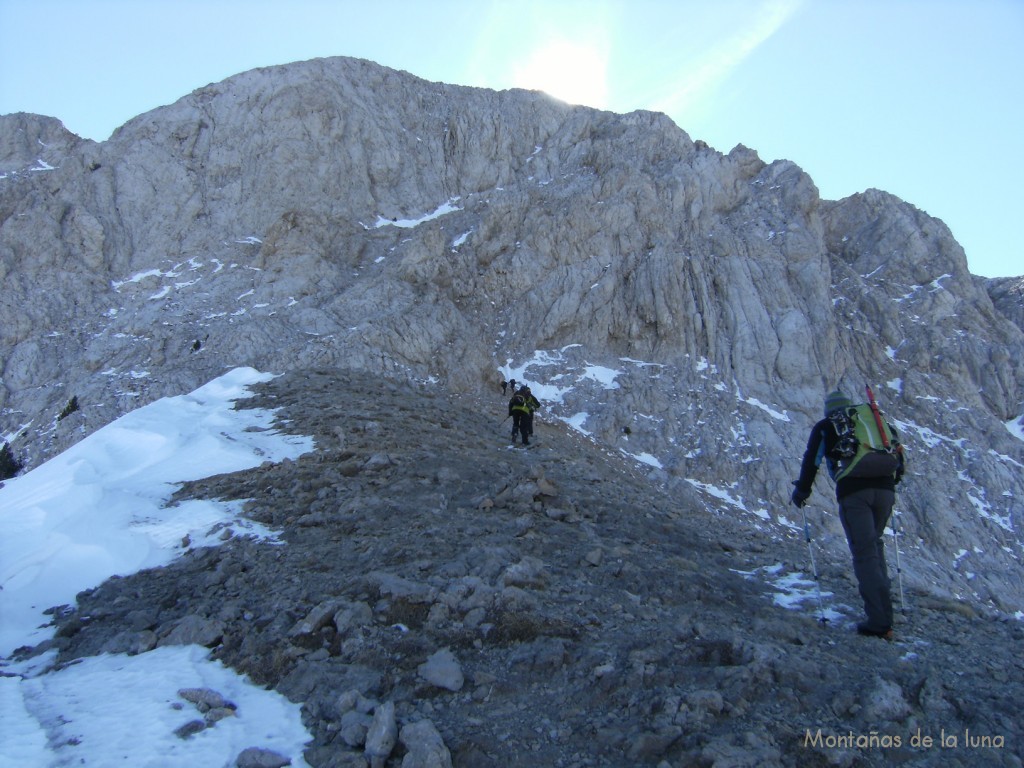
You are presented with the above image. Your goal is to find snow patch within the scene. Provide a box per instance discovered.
[739,394,790,422]
[966,488,1014,532]
[0,368,313,656]
[685,479,769,520]
[695,357,717,374]
[582,364,623,390]
[373,197,461,229]
[989,448,1024,470]
[620,358,665,369]
[891,418,966,450]
[560,412,591,436]
[112,268,170,290]
[732,564,844,623]
[498,346,582,405]
[623,451,662,469]
[0,369,316,767]
[5,646,310,767]
[1007,415,1024,443]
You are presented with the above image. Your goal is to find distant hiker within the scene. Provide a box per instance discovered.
[508,387,531,445]
[521,386,541,439]
[501,379,508,395]
[508,378,517,394]
[791,389,906,639]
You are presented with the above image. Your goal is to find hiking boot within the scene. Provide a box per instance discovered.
[856,623,894,640]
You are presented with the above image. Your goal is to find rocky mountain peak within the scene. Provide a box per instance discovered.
[1,55,1022,632]
[0,112,86,173]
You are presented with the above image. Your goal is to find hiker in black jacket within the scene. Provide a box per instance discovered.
[791,390,905,639]
[508,387,532,445]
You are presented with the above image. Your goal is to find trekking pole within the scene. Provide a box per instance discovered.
[890,506,907,615]
[800,505,829,626]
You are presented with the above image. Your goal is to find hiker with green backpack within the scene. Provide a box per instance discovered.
[791,388,906,639]
[508,385,532,445]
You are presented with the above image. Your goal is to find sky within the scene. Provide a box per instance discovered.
[0,0,1021,279]
[0,368,315,766]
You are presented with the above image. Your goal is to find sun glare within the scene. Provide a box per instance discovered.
[513,40,608,109]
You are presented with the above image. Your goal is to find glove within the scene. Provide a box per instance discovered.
[790,482,810,508]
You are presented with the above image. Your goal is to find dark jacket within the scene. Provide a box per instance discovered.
[795,417,903,500]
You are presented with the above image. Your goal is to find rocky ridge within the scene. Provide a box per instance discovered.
[25,369,1024,767]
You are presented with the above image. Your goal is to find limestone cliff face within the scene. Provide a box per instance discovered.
[987,276,1024,333]
[1,56,1022,612]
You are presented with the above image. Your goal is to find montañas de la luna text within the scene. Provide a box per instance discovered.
[804,728,1005,750]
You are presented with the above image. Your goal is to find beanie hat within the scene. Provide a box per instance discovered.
[824,390,852,416]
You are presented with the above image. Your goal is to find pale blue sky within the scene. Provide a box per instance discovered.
[1,0,1020,278]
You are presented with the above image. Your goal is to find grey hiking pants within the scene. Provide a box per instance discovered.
[838,487,895,632]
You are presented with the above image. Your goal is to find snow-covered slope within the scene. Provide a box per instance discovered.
[0,369,313,766]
